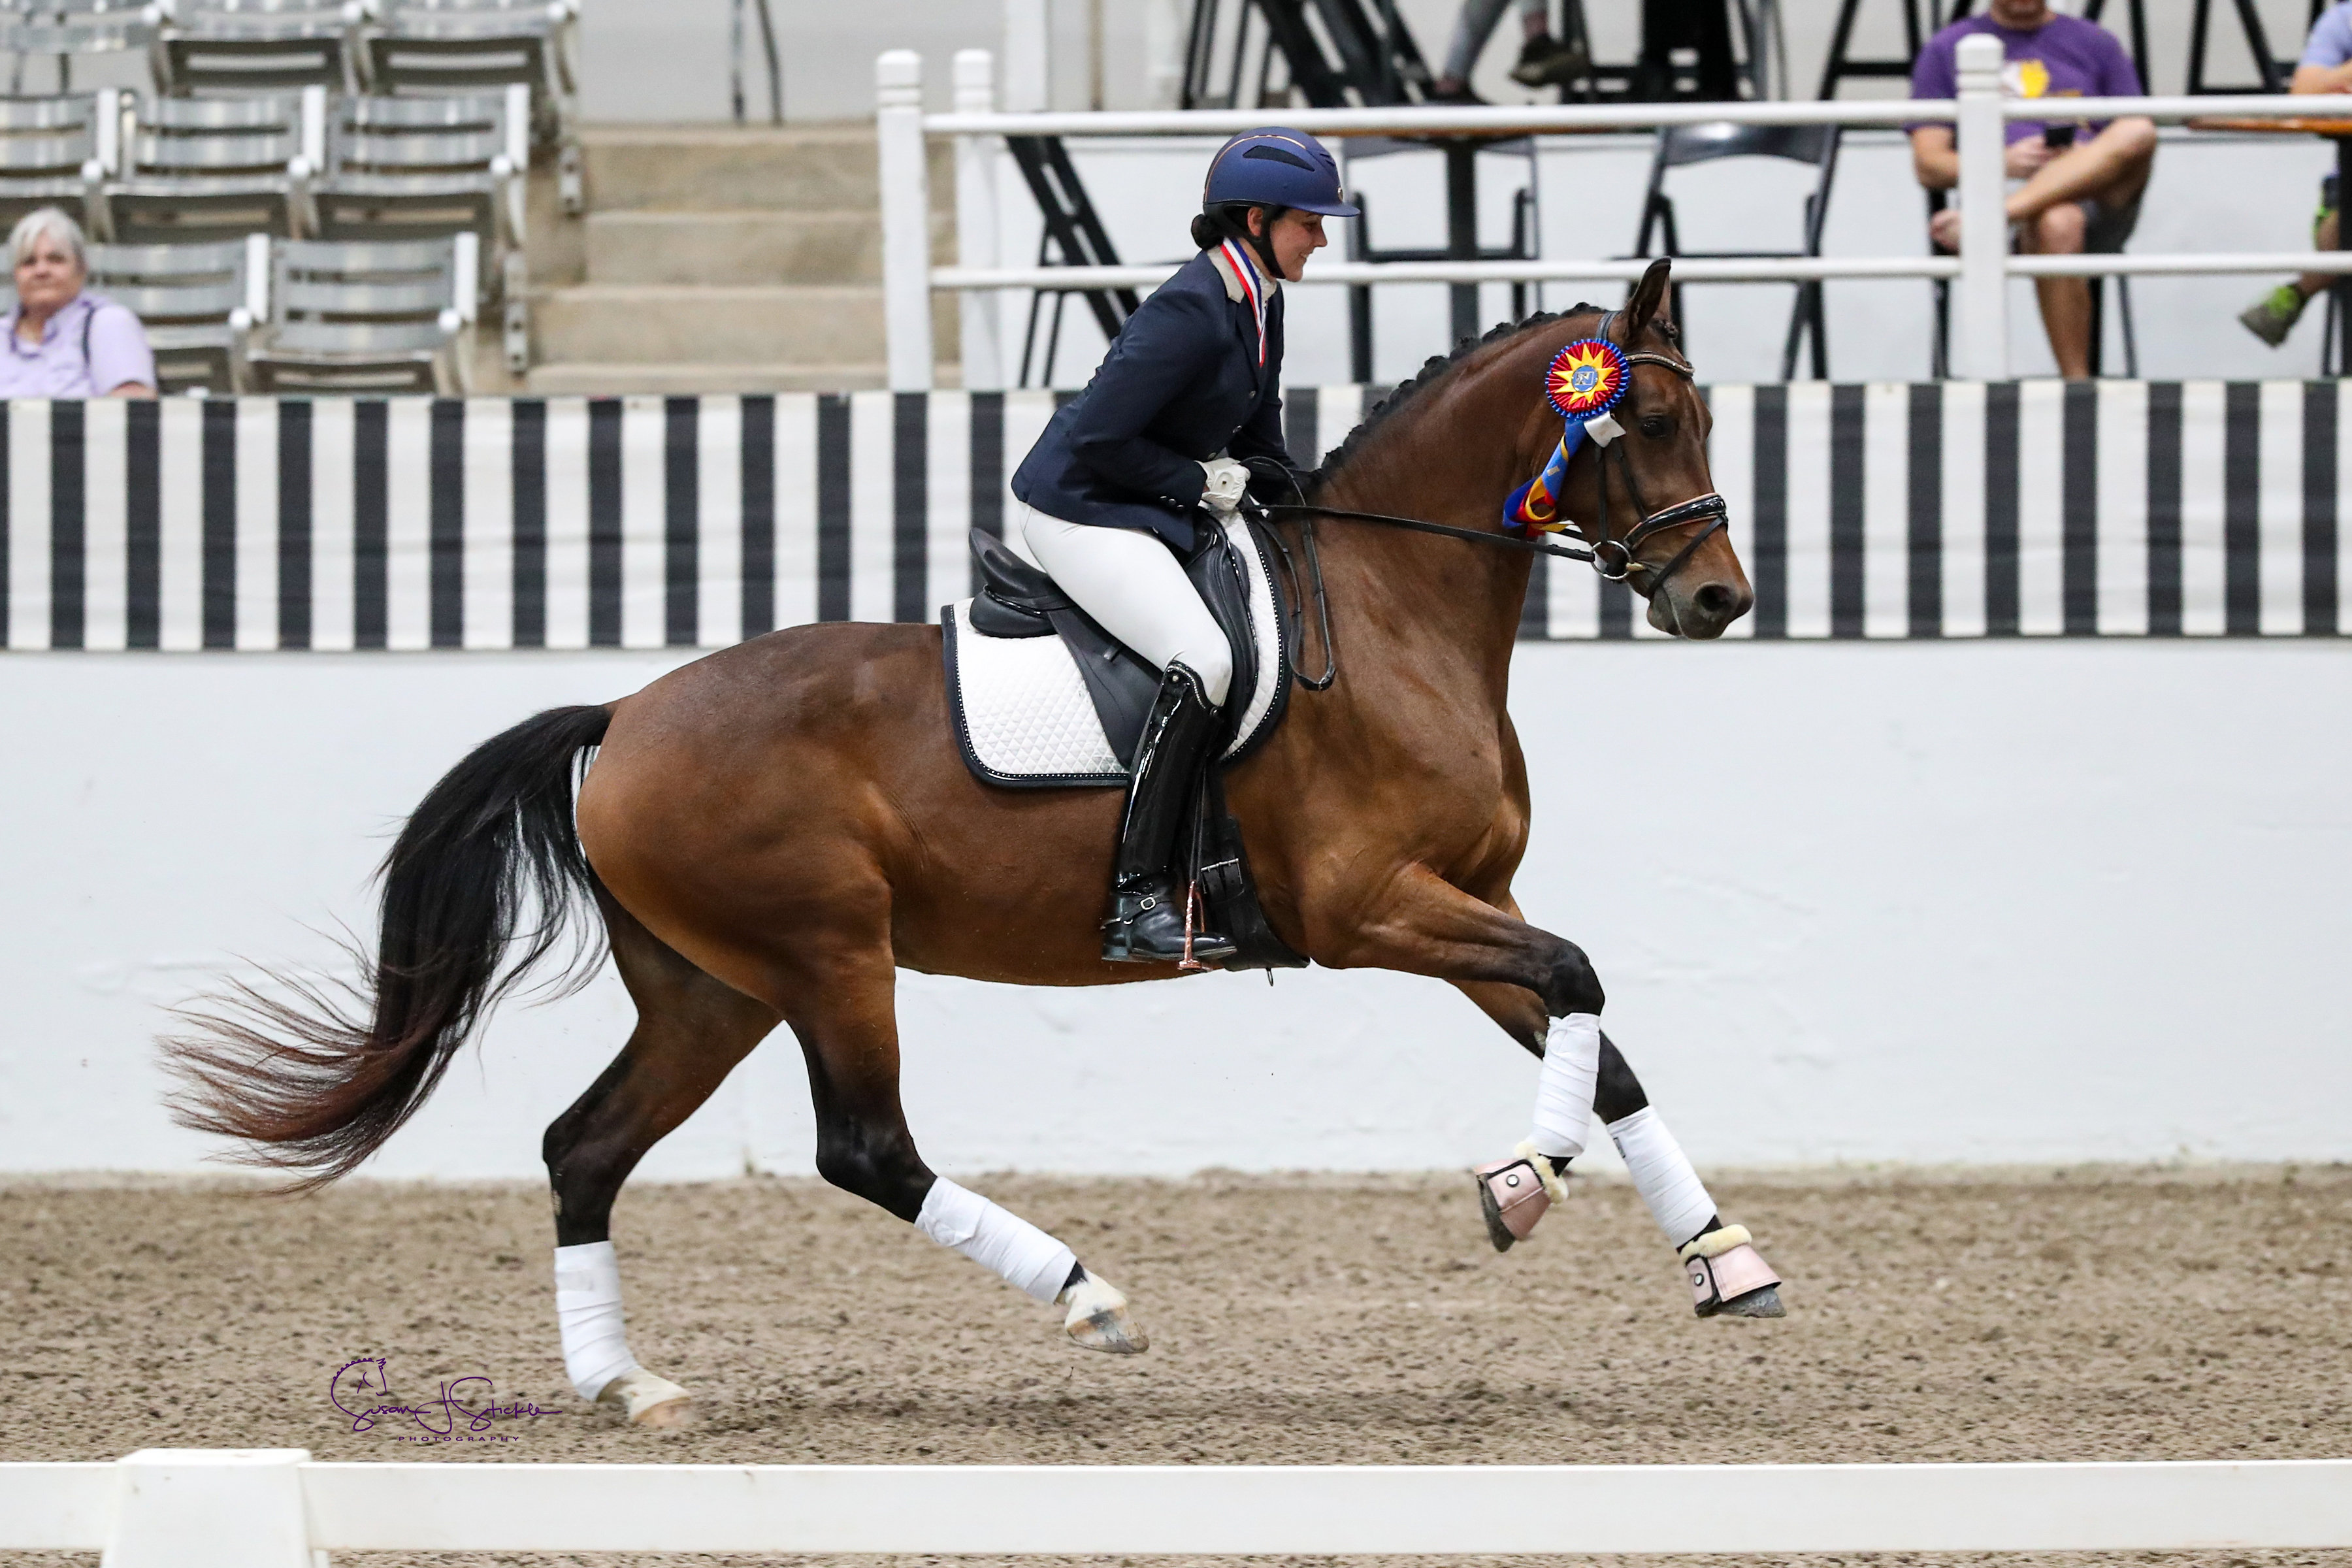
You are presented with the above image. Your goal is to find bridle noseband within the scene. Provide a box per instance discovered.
[1259,308,1730,602]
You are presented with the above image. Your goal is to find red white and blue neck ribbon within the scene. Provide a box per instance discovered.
[1505,337,1629,532]
[1220,238,1269,367]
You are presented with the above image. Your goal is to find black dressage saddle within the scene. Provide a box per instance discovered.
[957,523,1303,972]
[963,523,1281,769]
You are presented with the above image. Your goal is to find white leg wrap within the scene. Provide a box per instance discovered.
[1607,1105,1718,1249]
[553,1241,640,1401]
[917,1177,1079,1303]
[1526,1011,1601,1160]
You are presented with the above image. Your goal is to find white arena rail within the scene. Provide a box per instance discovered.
[5,1451,2352,1563]
[879,41,2352,391]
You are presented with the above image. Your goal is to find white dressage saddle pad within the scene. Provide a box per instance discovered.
[944,515,1288,787]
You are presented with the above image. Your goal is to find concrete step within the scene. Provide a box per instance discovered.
[530,283,956,367]
[585,209,878,286]
[525,361,898,394]
[580,121,948,214]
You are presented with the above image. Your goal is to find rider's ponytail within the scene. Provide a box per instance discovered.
[1192,201,1287,277]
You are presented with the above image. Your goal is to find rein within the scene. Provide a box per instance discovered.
[1247,309,1729,685]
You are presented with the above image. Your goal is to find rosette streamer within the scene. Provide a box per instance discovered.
[1505,338,1629,532]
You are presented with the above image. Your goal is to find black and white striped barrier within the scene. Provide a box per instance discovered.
[2,385,2344,651]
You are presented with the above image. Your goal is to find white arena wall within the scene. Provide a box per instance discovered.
[1,638,2345,1181]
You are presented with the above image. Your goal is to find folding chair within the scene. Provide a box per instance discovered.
[98,86,321,241]
[312,84,525,370]
[0,0,156,95]
[1927,187,2138,378]
[154,0,356,96]
[246,229,474,392]
[1631,120,1837,380]
[0,89,114,235]
[360,0,578,212]
[86,231,266,389]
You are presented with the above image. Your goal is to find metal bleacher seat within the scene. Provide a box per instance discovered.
[312,84,523,369]
[154,0,354,97]
[0,0,157,95]
[245,230,473,392]
[86,232,264,389]
[360,0,578,212]
[0,89,113,235]
[97,86,321,240]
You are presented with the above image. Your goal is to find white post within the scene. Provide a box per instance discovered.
[1953,31,2008,380]
[1002,0,1050,112]
[101,1449,314,1568]
[876,50,936,392]
[953,49,1005,391]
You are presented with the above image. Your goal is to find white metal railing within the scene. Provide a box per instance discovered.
[880,37,2352,390]
[11,1450,2352,1560]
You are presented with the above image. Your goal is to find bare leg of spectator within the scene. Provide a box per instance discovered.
[2020,202,2093,380]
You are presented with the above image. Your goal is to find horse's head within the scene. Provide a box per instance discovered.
[1546,259,1753,639]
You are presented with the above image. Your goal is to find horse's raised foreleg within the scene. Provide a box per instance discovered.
[1452,977,1786,1319]
[543,894,783,1427]
[786,937,1149,1354]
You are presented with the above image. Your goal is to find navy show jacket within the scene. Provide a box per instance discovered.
[1011,245,1287,553]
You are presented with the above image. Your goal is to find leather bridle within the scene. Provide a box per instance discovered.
[1259,307,1731,602]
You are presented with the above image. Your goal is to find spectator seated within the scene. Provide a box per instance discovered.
[2237,0,2352,351]
[0,205,156,395]
[1908,0,2155,381]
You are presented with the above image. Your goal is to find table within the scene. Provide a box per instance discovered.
[2190,116,2352,372]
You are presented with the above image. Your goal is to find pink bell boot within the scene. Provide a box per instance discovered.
[1680,1224,1785,1318]
[1473,1141,1569,1252]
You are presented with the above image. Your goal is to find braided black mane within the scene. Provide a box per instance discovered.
[1305,302,1682,495]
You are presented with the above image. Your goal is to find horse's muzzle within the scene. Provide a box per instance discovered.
[1648,574,1754,640]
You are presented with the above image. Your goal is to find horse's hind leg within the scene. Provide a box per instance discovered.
[542,891,783,1426]
[1454,979,1786,1320]
[782,934,1148,1354]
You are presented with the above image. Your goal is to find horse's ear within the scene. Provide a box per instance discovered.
[1625,257,1673,335]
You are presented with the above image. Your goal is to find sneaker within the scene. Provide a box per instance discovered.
[1509,32,1590,88]
[1426,79,1487,105]
[2239,285,2307,348]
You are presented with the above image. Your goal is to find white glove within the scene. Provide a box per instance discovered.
[1199,457,1250,517]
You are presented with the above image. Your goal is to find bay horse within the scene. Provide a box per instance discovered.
[167,259,1756,1427]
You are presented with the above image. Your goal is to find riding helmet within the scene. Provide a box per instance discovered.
[1201,127,1360,218]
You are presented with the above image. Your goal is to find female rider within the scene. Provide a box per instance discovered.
[1010,128,1356,965]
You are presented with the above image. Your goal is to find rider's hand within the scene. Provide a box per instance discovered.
[1200,457,1250,517]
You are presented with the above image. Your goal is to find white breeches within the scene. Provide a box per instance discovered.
[1019,503,1234,706]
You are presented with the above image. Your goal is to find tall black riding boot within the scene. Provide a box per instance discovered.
[1101,663,1237,965]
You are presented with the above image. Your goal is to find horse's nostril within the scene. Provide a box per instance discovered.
[1693,582,1735,619]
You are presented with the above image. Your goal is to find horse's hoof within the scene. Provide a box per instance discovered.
[597,1367,696,1426]
[1712,1282,1787,1319]
[1060,1269,1150,1354]
[1476,1178,1517,1252]
[1472,1148,1560,1252]
[1682,1226,1785,1319]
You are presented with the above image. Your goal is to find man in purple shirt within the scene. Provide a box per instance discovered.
[1909,0,2156,378]
[0,208,155,399]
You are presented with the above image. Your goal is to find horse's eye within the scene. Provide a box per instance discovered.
[1641,415,1673,440]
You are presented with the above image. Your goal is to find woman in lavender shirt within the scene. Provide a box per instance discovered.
[0,208,154,399]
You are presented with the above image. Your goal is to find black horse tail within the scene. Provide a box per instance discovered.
[164,704,613,1191]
